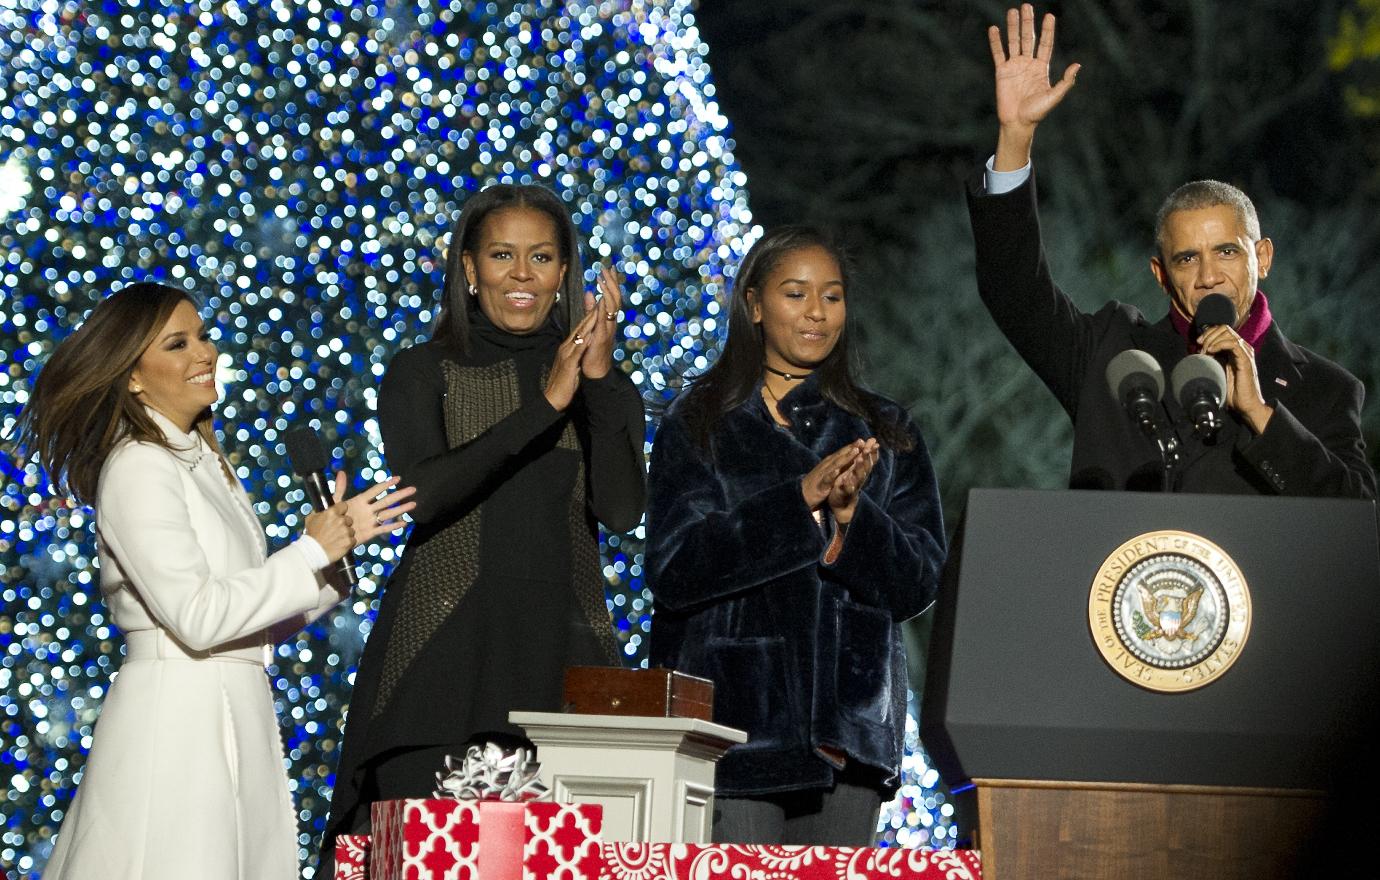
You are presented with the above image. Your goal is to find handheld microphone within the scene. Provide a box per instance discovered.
[284,426,358,587]
[1105,349,1165,437]
[1171,354,1228,440]
[1194,293,1238,336]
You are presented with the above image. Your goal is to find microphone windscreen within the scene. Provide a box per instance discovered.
[1194,293,1238,333]
[284,426,329,476]
[1105,349,1165,402]
[1171,354,1227,406]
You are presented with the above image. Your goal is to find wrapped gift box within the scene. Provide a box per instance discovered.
[333,834,372,880]
[369,798,604,880]
[597,843,983,880]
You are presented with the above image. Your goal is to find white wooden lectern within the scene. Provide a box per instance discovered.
[509,711,747,843]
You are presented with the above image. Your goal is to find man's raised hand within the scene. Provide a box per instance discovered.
[990,4,1080,171]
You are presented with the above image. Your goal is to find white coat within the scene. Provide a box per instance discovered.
[43,410,341,880]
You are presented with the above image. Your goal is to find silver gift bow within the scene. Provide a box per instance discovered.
[433,742,551,802]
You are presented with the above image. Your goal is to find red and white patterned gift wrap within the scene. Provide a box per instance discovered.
[368,797,604,880]
[333,834,372,880]
[596,844,983,880]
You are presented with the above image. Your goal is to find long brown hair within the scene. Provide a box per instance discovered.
[433,183,585,353]
[11,282,221,505]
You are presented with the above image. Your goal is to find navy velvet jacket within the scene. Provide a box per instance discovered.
[646,378,946,796]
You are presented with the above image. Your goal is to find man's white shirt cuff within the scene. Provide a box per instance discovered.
[984,155,1032,195]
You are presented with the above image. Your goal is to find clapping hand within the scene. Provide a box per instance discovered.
[801,439,879,524]
[543,266,624,411]
[579,266,623,381]
[827,438,879,524]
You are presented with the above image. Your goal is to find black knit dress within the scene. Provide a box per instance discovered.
[324,311,645,844]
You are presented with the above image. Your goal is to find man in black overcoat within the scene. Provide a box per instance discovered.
[968,4,1374,498]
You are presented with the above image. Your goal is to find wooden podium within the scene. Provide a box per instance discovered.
[922,489,1380,880]
[969,779,1324,879]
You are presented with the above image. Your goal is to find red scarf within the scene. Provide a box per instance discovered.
[1170,291,1273,353]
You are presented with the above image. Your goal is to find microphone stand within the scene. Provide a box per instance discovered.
[1154,428,1181,493]
[1125,387,1181,492]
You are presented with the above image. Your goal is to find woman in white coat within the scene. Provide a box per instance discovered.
[15,282,415,880]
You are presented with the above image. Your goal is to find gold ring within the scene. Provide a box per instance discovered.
[574,335,585,345]
[604,311,615,320]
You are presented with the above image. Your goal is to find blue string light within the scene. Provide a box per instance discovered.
[0,2,949,875]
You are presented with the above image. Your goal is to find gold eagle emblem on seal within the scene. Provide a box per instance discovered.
[1088,530,1251,693]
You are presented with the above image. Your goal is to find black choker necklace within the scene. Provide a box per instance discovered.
[764,364,810,381]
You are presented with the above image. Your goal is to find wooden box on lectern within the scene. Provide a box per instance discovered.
[563,666,715,721]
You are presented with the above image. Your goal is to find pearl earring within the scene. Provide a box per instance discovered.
[468,284,477,297]
[554,290,561,303]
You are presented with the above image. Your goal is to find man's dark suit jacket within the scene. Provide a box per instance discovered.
[967,173,1375,498]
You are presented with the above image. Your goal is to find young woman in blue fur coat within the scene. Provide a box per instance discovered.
[646,226,947,845]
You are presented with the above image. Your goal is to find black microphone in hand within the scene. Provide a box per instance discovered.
[1171,354,1228,440]
[1105,349,1165,437]
[284,426,359,587]
[1194,293,1238,337]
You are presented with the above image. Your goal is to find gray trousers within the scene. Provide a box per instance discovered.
[711,775,883,846]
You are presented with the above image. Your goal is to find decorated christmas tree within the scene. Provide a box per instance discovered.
[0,2,951,875]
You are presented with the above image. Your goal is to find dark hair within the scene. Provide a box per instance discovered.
[678,225,912,452]
[10,282,223,505]
[433,183,585,351]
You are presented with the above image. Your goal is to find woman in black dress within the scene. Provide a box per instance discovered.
[324,184,646,846]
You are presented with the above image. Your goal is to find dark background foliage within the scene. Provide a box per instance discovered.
[697,0,1380,521]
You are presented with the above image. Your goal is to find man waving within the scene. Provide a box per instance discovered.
[968,4,1374,498]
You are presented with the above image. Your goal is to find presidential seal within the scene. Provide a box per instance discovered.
[1088,530,1251,692]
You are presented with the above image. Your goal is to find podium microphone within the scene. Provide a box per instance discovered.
[1171,355,1228,441]
[284,426,359,587]
[1105,349,1165,437]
